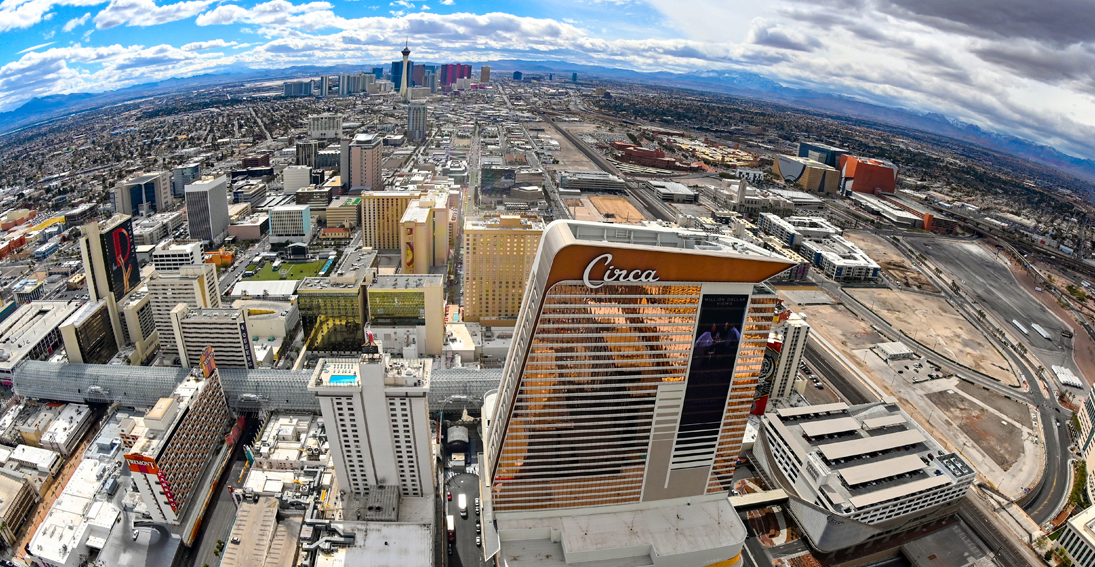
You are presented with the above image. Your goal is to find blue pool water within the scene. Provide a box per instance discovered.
[328,374,356,384]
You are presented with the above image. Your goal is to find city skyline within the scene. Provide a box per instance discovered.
[0,2,1095,160]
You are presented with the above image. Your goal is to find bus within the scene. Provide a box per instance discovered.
[458,493,467,518]
[447,515,455,541]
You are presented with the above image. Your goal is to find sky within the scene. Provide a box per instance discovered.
[2,0,1095,160]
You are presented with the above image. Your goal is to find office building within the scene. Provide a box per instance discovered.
[407,102,426,143]
[769,312,810,400]
[326,196,361,229]
[147,264,220,359]
[59,299,118,364]
[308,346,434,498]
[294,185,331,210]
[283,80,312,97]
[360,190,421,250]
[170,306,255,369]
[13,279,44,303]
[308,114,343,139]
[839,155,898,195]
[512,70,522,80]
[151,241,204,272]
[348,134,383,192]
[773,155,840,195]
[172,163,201,197]
[185,176,230,246]
[480,65,490,83]
[124,349,233,524]
[283,165,312,194]
[114,171,171,217]
[799,235,881,281]
[398,191,450,275]
[484,221,792,567]
[797,141,848,169]
[367,274,445,357]
[755,401,975,553]
[462,214,543,322]
[1061,504,1095,567]
[269,204,313,245]
[295,140,319,168]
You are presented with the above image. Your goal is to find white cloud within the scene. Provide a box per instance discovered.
[0,0,105,32]
[93,0,213,29]
[62,11,89,31]
[439,0,452,4]
[181,38,236,50]
[16,41,55,53]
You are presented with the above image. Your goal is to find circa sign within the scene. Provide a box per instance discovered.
[582,253,660,288]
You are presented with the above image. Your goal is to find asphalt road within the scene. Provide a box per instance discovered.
[184,420,256,567]
[802,341,874,405]
[444,473,485,567]
[218,236,269,294]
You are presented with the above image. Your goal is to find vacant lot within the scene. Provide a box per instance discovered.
[590,195,647,224]
[847,288,1016,385]
[787,302,886,349]
[565,198,603,221]
[244,260,325,281]
[844,231,939,292]
[926,389,1023,471]
[955,380,1032,429]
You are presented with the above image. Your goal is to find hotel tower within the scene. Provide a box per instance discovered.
[481,220,794,567]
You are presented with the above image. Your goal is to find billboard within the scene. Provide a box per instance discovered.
[100,218,140,300]
[199,345,217,378]
[674,294,750,461]
[752,339,783,415]
[404,226,415,271]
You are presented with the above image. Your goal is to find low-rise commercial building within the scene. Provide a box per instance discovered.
[0,301,82,384]
[557,169,627,193]
[799,235,881,281]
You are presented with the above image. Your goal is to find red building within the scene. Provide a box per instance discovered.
[839,155,897,194]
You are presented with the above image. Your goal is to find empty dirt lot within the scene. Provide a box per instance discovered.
[847,288,1017,385]
[926,388,1023,471]
[784,302,886,349]
[844,231,939,292]
[955,380,1032,429]
[589,195,647,224]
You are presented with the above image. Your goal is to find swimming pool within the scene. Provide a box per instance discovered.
[328,374,357,384]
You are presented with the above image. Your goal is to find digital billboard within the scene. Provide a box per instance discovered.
[100,218,140,300]
[674,294,750,461]
[752,339,782,415]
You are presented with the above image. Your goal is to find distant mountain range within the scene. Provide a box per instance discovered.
[2,59,1094,185]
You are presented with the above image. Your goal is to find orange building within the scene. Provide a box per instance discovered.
[204,249,234,269]
[839,156,897,194]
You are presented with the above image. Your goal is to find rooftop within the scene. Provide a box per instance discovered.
[0,301,82,370]
[371,274,443,290]
[565,220,786,261]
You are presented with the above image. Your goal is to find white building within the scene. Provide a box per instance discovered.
[308,345,434,498]
[146,264,220,359]
[269,204,313,245]
[170,306,255,369]
[282,165,312,195]
[755,400,975,553]
[26,458,120,567]
[308,114,343,139]
[758,213,842,249]
[151,241,204,272]
[185,176,230,246]
[40,404,93,457]
[799,235,881,281]
[771,313,810,399]
[1061,505,1095,567]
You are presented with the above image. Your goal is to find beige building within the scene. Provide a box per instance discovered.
[398,191,450,275]
[367,274,445,357]
[327,196,361,229]
[462,214,543,323]
[360,190,423,250]
[348,133,383,191]
[147,264,220,359]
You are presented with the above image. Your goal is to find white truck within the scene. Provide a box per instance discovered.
[458,493,468,518]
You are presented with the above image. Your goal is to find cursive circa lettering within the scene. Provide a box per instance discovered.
[582,253,659,288]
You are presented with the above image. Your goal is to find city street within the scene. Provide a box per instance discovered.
[444,473,485,567]
[184,419,257,567]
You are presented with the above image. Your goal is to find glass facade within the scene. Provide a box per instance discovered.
[368,290,426,325]
[299,290,365,351]
[491,282,702,512]
[74,303,118,365]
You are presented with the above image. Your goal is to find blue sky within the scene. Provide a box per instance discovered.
[3,0,1095,160]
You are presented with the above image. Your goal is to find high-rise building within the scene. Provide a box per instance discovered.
[483,221,793,567]
[295,140,319,168]
[269,204,312,244]
[396,44,412,101]
[360,190,422,250]
[184,176,230,246]
[172,163,201,197]
[462,214,543,322]
[114,172,171,216]
[319,75,329,98]
[308,344,434,498]
[391,59,413,92]
[78,214,142,350]
[407,101,426,143]
[59,300,118,364]
[170,306,254,369]
[367,275,445,357]
[398,191,449,275]
[283,80,312,97]
[412,63,425,88]
[282,165,312,194]
[371,66,384,80]
[480,65,490,83]
[147,264,220,359]
[124,347,233,524]
[308,114,343,139]
[348,134,383,192]
[572,72,578,82]
[770,312,810,400]
[512,70,522,80]
[755,401,975,552]
[150,241,204,272]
